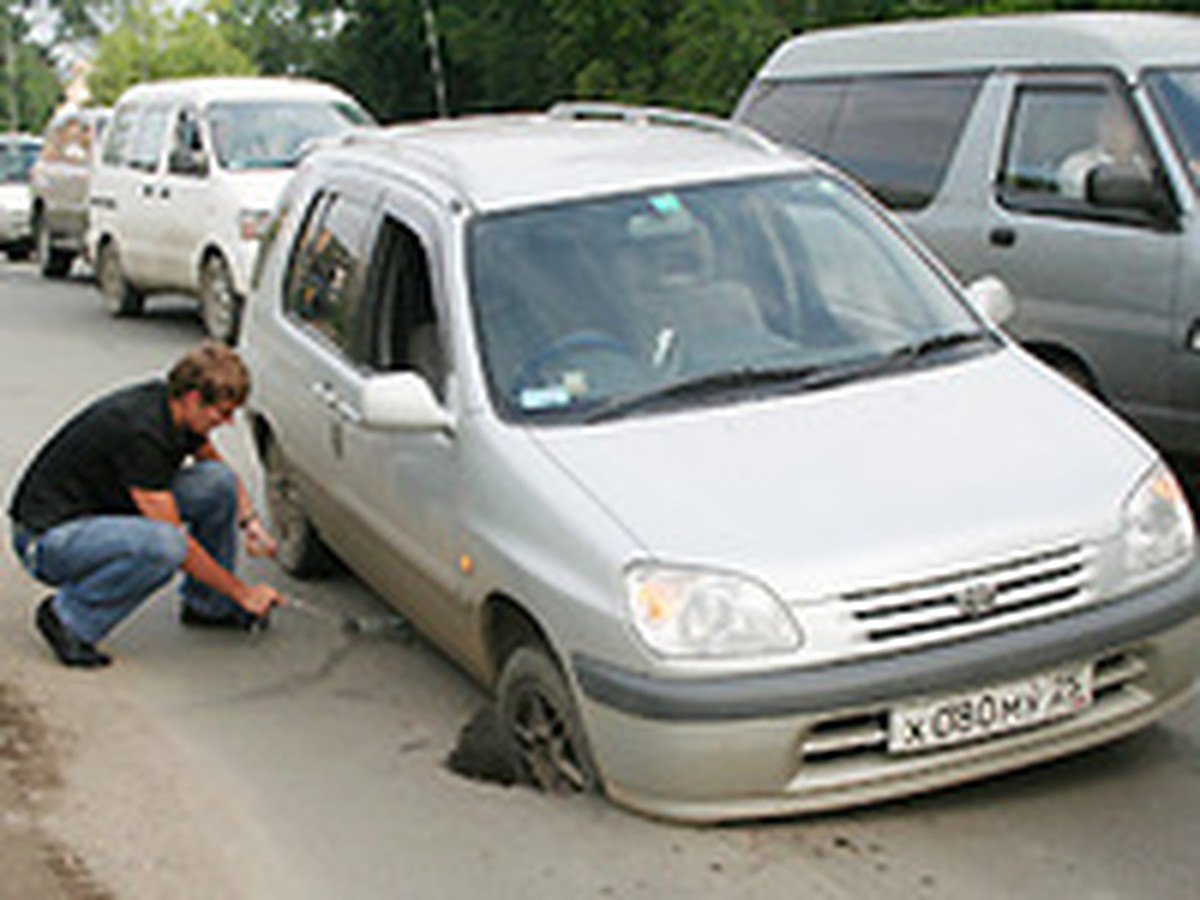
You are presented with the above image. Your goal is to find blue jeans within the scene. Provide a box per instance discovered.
[11,461,242,644]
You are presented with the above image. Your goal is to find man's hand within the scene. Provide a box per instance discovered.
[238,583,285,617]
[242,516,278,559]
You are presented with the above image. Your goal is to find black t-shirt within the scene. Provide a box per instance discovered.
[9,380,205,533]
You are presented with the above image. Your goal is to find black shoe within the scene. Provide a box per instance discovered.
[35,598,112,668]
[179,605,267,632]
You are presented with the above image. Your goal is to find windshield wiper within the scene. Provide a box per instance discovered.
[584,364,834,423]
[890,329,994,362]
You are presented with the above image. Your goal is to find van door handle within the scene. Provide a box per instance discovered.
[989,227,1017,248]
[159,186,171,199]
[141,183,154,198]
[311,381,338,409]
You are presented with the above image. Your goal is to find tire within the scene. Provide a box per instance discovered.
[34,215,73,278]
[497,646,600,795]
[96,241,144,318]
[5,243,31,262]
[199,253,242,345]
[263,439,332,578]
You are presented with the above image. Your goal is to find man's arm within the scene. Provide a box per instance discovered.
[195,440,277,558]
[129,486,280,615]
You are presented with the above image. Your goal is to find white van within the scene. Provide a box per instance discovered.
[736,13,1200,462]
[89,77,372,342]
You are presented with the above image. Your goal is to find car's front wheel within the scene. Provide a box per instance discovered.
[199,253,242,345]
[497,645,600,795]
[263,439,332,577]
[97,241,144,318]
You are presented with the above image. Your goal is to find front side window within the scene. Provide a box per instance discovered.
[207,100,370,171]
[1146,67,1200,193]
[284,191,372,356]
[738,75,984,210]
[102,105,138,167]
[125,104,172,172]
[167,108,207,176]
[1000,79,1157,218]
[470,174,990,424]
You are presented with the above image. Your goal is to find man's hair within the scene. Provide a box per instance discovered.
[167,342,251,406]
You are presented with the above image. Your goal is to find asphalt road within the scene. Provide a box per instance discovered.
[2,261,1200,899]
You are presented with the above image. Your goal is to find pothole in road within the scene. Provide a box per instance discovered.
[444,706,524,788]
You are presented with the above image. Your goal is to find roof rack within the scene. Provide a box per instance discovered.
[547,102,780,155]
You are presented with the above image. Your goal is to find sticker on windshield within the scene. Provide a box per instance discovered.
[519,384,573,411]
[649,192,682,216]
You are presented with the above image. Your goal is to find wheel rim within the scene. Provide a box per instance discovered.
[201,257,236,342]
[510,686,590,793]
[99,245,124,314]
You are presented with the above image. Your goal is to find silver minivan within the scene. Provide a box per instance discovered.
[240,105,1200,822]
[736,13,1200,462]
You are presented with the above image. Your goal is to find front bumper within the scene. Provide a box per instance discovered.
[574,560,1200,822]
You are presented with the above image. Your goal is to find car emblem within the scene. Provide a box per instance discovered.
[955,582,999,619]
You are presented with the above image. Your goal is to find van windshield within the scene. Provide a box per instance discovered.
[208,100,370,170]
[1146,69,1200,191]
[0,141,40,183]
[469,174,992,424]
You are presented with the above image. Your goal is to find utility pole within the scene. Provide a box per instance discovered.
[419,0,448,118]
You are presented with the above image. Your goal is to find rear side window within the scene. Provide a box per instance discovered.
[739,74,985,210]
[284,190,373,357]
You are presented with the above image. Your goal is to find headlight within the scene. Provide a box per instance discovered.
[1122,463,1194,579]
[625,563,801,658]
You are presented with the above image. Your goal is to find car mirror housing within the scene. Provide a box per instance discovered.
[1086,162,1172,221]
[361,372,453,433]
[964,275,1015,326]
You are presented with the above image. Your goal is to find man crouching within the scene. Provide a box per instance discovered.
[8,342,285,667]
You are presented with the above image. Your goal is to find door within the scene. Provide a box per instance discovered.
[986,72,1182,439]
[157,105,214,289]
[117,102,176,285]
[337,206,467,656]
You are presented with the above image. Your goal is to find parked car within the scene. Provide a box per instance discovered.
[29,107,110,278]
[239,104,1200,822]
[735,12,1200,462]
[0,134,42,260]
[88,77,372,343]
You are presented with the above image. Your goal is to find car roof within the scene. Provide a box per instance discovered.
[757,12,1200,82]
[316,105,811,213]
[115,76,356,109]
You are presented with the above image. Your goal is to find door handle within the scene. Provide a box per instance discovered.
[311,381,338,408]
[159,186,171,199]
[311,382,362,424]
[989,227,1017,248]
[141,183,154,198]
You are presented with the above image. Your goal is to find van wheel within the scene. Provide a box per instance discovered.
[97,242,144,317]
[199,253,242,345]
[263,440,332,577]
[497,646,600,795]
[34,215,73,278]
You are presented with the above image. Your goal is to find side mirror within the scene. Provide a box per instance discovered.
[964,275,1015,326]
[361,372,453,433]
[169,148,208,177]
[1086,162,1170,220]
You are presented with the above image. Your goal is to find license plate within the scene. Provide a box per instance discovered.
[888,662,1094,754]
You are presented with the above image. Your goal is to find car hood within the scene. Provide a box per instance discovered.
[527,350,1153,598]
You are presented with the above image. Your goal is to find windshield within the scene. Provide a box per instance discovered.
[207,100,371,170]
[469,174,989,424]
[0,141,40,183]
[1146,68,1200,191]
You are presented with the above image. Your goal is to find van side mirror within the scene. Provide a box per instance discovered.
[1086,162,1171,221]
[964,275,1015,326]
[169,148,208,178]
[361,372,453,433]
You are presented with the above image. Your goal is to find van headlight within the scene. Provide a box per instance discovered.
[1122,464,1194,580]
[625,563,801,658]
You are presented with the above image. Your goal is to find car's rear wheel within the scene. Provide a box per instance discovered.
[34,214,73,278]
[263,439,332,577]
[97,241,144,318]
[497,645,600,795]
[199,253,242,345]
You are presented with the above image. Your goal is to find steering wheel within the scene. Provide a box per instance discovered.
[512,331,637,397]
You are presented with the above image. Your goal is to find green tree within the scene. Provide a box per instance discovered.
[1,7,62,131]
[87,1,256,106]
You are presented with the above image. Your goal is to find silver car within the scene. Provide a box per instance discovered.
[240,105,1200,822]
[0,133,41,260]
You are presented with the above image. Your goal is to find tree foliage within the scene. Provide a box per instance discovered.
[87,2,256,106]
[1,8,62,131]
